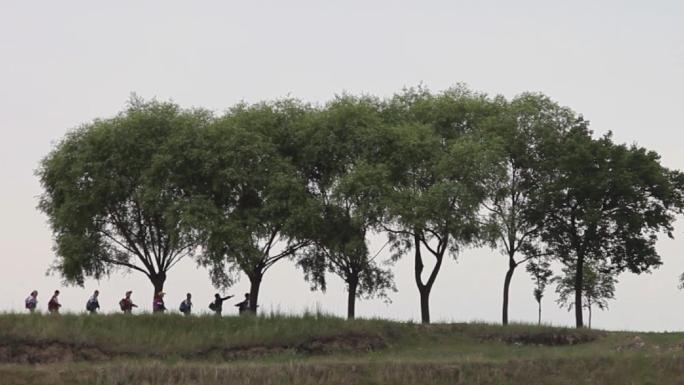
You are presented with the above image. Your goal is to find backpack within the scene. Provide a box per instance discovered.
[179,301,189,313]
[119,298,129,311]
[25,297,35,309]
[208,302,217,311]
[86,299,97,312]
[48,298,59,312]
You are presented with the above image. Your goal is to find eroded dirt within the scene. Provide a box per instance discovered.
[0,340,113,364]
[0,332,388,364]
[191,332,387,360]
[479,330,603,346]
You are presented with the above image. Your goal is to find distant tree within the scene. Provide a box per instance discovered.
[526,257,553,325]
[554,260,616,328]
[379,86,497,324]
[482,93,576,325]
[37,98,210,297]
[298,205,394,319]
[536,128,684,327]
[296,96,395,319]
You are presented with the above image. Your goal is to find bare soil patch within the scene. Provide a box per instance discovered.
[0,332,388,364]
[0,340,113,364]
[192,332,387,360]
[479,330,603,346]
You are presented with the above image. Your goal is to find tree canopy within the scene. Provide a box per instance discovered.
[38,98,211,296]
[38,87,684,324]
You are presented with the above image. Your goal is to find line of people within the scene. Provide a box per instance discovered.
[24,290,253,316]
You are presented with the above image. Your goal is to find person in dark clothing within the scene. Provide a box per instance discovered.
[48,290,61,314]
[86,290,100,314]
[25,290,38,313]
[235,293,251,315]
[209,293,233,316]
[179,293,192,316]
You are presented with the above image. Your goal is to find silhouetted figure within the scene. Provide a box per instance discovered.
[48,290,61,314]
[86,290,100,314]
[119,291,138,314]
[153,292,166,313]
[179,293,192,316]
[209,293,233,316]
[235,293,251,315]
[25,290,38,313]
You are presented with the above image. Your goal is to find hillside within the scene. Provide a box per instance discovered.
[0,313,681,385]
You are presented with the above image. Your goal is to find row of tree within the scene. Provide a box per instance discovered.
[38,86,684,328]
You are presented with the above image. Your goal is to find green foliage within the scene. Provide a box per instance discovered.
[534,125,684,326]
[169,100,320,311]
[37,97,211,292]
[527,257,553,305]
[481,93,579,324]
[37,87,684,328]
[553,260,617,328]
[375,86,503,323]
[296,96,395,316]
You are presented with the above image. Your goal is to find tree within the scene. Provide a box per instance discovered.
[526,256,553,325]
[298,204,394,319]
[296,96,395,319]
[37,98,210,297]
[176,100,318,314]
[482,93,574,325]
[554,260,616,328]
[379,86,496,323]
[536,128,684,327]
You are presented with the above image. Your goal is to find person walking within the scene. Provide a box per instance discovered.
[86,290,100,314]
[153,292,166,313]
[209,293,233,316]
[235,293,251,315]
[25,290,38,313]
[119,291,138,314]
[179,293,192,316]
[48,290,61,314]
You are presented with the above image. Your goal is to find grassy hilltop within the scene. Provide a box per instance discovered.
[0,313,682,385]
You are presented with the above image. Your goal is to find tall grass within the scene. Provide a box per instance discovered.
[0,312,406,354]
[3,314,684,384]
[3,356,684,385]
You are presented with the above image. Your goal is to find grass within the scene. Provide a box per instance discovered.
[0,311,405,355]
[0,313,683,384]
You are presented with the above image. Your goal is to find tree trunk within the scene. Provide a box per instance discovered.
[501,257,517,325]
[588,304,592,329]
[150,272,166,300]
[347,277,358,320]
[414,234,430,324]
[537,300,542,326]
[419,287,431,324]
[413,232,444,324]
[574,254,584,328]
[248,273,262,314]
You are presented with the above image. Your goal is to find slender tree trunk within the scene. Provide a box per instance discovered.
[248,273,262,314]
[414,234,431,324]
[537,300,542,326]
[574,254,584,328]
[413,233,443,324]
[502,256,517,325]
[419,287,431,323]
[347,277,358,320]
[588,305,592,329]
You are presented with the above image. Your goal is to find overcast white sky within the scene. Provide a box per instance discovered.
[1,0,683,331]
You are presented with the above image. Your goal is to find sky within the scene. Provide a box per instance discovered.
[1,0,683,331]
